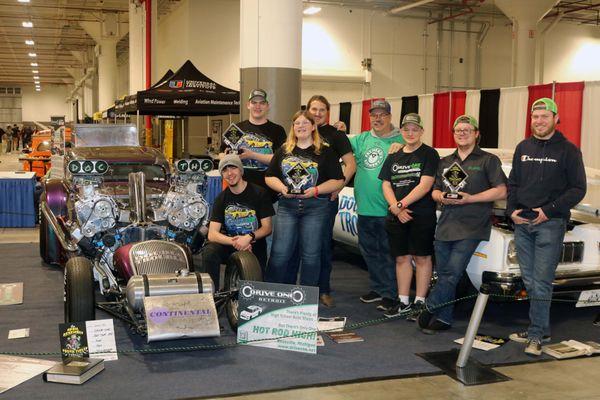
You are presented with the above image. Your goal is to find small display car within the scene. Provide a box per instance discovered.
[240,305,263,321]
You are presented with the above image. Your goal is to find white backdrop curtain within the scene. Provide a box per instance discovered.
[498,86,529,149]
[418,94,434,146]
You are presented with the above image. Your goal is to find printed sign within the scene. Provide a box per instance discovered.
[237,281,318,354]
[143,293,220,342]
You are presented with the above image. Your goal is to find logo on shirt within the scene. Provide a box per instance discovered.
[521,155,558,164]
[224,204,258,236]
[363,147,385,169]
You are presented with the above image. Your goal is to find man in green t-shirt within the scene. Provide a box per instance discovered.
[350,100,405,311]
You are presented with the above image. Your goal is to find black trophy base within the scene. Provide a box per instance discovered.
[417,349,511,386]
[444,192,463,200]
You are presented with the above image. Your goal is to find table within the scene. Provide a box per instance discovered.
[0,171,36,227]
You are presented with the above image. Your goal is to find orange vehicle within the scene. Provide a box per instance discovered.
[21,129,52,177]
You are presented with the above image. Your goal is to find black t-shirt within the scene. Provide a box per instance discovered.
[379,144,440,216]
[266,144,344,196]
[210,182,275,236]
[220,120,286,202]
[318,124,352,159]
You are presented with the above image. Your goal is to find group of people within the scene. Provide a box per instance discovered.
[0,124,33,153]
[202,89,587,357]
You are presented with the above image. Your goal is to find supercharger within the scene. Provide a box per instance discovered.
[156,181,209,231]
[74,184,118,237]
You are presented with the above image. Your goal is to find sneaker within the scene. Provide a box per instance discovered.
[418,308,451,334]
[384,301,411,318]
[377,297,396,311]
[360,291,382,303]
[319,293,335,308]
[509,331,551,344]
[406,300,425,322]
[524,339,542,356]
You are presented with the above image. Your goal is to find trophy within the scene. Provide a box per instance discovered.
[442,162,468,199]
[285,162,312,195]
[222,123,245,154]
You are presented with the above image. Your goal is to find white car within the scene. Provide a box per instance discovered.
[240,305,263,321]
[333,149,600,297]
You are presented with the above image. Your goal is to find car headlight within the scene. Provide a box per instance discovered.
[507,240,518,265]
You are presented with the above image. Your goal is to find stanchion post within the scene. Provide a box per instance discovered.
[456,284,490,368]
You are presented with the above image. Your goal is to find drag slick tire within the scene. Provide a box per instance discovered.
[224,251,262,331]
[64,257,95,323]
[39,209,61,265]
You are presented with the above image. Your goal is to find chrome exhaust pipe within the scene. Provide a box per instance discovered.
[41,201,79,252]
[128,171,147,224]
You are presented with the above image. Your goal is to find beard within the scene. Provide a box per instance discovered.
[531,121,556,138]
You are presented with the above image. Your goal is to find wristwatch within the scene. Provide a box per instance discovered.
[248,232,256,243]
[396,201,403,209]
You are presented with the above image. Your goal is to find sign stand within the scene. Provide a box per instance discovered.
[418,285,511,386]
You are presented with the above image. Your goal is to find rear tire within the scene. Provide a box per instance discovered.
[64,257,95,323]
[39,207,61,265]
[224,251,262,331]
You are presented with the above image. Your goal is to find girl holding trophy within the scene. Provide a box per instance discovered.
[265,111,344,286]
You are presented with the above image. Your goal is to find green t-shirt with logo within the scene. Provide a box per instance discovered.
[350,129,405,216]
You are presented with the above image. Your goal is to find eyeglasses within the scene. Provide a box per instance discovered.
[370,113,390,120]
[453,128,474,135]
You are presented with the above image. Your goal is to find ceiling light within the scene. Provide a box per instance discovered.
[33,76,39,79]
[18,0,31,3]
[35,85,40,88]
[25,40,34,45]
[303,6,321,15]
[30,62,38,66]
[28,52,37,57]
[35,88,41,91]
[22,21,33,28]
[34,82,40,85]
[32,70,38,73]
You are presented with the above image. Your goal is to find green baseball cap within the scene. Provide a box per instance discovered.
[401,113,423,129]
[453,115,479,130]
[531,97,557,114]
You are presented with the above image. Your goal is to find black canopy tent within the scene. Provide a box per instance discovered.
[117,69,175,115]
[123,60,240,116]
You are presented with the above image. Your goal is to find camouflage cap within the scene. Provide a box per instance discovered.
[401,113,423,129]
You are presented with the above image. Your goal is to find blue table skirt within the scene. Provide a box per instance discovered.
[0,177,36,227]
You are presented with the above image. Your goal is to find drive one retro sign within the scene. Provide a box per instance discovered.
[237,281,318,354]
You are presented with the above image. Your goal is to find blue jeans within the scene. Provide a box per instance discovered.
[318,198,339,294]
[357,215,397,299]
[267,197,329,286]
[515,219,566,340]
[426,239,481,325]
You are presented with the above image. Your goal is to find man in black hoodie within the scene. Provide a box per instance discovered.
[507,97,586,356]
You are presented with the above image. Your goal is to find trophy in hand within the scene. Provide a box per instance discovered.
[285,162,312,195]
[442,162,468,199]
[222,123,245,154]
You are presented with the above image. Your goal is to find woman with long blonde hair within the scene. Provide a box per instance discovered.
[265,110,344,286]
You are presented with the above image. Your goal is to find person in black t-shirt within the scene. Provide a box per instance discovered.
[220,89,286,201]
[379,113,440,319]
[198,154,275,289]
[265,111,344,288]
[305,95,356,307]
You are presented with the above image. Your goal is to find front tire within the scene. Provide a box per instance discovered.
[64,257,95,323]
[224,251,262,331]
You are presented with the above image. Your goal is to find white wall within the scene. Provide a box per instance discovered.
[156,0,240,90]
[542,23,600,83]
[21,84,70,122]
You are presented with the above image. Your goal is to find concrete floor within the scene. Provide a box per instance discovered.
[2,151,600,400]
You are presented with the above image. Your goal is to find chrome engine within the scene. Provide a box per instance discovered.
[74,183,118,237]
[155,173,209,231]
